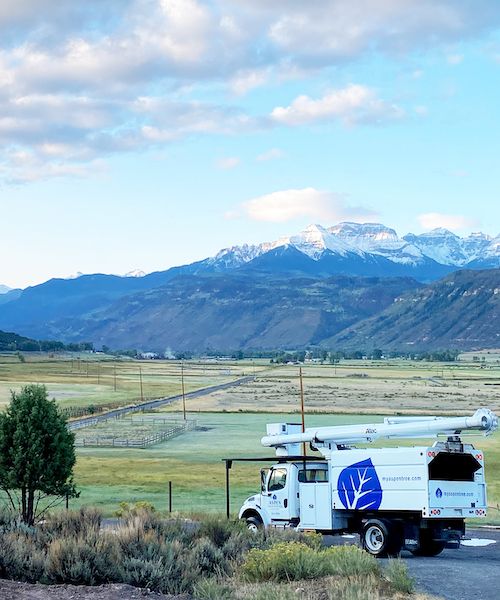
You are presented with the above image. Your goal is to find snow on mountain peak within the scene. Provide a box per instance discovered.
[329,222,398,242]
[124,269,146,278]
[0,284,11,294]
[419,228,459,238]
[205,221,499,272]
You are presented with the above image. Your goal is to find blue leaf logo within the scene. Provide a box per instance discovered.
[337,458,382,510]
[436,488,442,498]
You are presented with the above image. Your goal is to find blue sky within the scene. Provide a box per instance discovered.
[1,0,500,288]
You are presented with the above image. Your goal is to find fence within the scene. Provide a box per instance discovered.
[74,419,197,449]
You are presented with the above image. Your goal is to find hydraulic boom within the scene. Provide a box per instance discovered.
[261,408,498,449]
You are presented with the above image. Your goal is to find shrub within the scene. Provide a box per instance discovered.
[241,542,324,582]
[122,539,198,594]
[322,545,380,577]
[44,507,101,538]
[193,578,234,600]
[114,501,156,518]
[46,533,121,585]
[385,559,415,594]
[0,532,47,583]
[241,542,379,584]
[190,537,227,576]
[198,516,244,547]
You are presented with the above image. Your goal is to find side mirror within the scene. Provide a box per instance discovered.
[260,468,269,493]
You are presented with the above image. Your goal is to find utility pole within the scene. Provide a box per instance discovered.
[139,366,144,402]
[299,367,306,457]
[181,361,186,421]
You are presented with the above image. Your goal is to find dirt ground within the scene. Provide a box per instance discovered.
[184,372,500,415]
[0,580,190,600]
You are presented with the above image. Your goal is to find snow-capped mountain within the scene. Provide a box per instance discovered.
[0,285,11,294]
[208,222,499,277]
[123,269,146,278]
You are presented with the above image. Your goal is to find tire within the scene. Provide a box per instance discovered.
[411,529,446,557]
[362,519,402,557]
[245,515,263,533]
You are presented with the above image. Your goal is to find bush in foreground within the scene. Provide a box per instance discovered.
[241,541,379,583]
[0,507,420,599]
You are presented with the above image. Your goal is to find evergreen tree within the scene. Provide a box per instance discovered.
[0,384,77,524]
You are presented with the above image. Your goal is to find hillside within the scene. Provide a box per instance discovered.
[329,269,500,351]
[57,274,421,351]
[0,330,38,351]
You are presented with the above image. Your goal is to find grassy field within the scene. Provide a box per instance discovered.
[186,360,500,415]
[68,411,500,521]
[0,354,499,522]
[0,353,253,411]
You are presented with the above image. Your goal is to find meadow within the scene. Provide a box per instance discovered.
[0,353,499,520]
[0,353,252,410]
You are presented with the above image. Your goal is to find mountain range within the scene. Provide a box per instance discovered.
[206,223,500,277]
[0,222,498,351]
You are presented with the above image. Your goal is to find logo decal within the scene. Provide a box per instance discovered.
[435,488,443,498]
[272,494,277,500]
[337,458,382,511]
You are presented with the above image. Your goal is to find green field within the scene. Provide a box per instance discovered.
[0,354,499,523]
[70,411,500,522]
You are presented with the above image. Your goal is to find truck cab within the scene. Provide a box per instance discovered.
[239,461,328,529]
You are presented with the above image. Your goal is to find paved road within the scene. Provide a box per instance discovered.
[68,375,254,430]
[326,528,500,600]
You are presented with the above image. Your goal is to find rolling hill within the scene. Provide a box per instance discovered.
[51,274,421,351]
[329,269,500,351]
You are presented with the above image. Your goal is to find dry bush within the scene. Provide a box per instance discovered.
[46,532,121,585]
[44,507,101,538]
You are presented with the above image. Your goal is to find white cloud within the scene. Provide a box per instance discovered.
[230,68,270,95]
[0,0,499,182]
[243,187,377,223]
[447,53,464,64]
[418,212,479,231]
[271,85,403,126]
[216,156,240,169]
[256,148,284,162]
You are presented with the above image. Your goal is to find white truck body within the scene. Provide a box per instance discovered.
[238,409,496,556]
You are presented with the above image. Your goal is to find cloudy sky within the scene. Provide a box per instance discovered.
[1,0,500,288]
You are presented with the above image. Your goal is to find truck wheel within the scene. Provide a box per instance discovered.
[245,516,263,533]
[411,529,446,557]
[362,519,402,557]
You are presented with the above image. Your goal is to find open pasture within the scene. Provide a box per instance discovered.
[187,360,500,415]
[0,355,498,521]
[0,353,251,411]
[71,411,500,520]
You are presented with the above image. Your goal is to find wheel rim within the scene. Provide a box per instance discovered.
[247,522,259,533]
[365,525,384,552]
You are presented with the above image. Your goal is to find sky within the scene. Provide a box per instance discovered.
[1,0,500,289]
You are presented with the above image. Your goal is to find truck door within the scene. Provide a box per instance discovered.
[298,467,332,530]
[261,466,293,521]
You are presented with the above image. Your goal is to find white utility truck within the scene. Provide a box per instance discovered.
[238,409,498,556]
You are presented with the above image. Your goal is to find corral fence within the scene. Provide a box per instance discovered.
[74,418,197,449]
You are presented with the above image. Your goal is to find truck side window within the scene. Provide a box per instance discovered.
[298,469,328,483]
[268,468,287,491]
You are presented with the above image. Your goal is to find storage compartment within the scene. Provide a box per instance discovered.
[428,453,481,482]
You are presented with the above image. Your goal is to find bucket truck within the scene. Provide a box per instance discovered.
[238,409,498,556]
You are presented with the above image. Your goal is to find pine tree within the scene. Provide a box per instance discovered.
[0,384,77,524]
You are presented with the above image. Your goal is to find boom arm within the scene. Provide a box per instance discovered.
[261,408,498,449]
